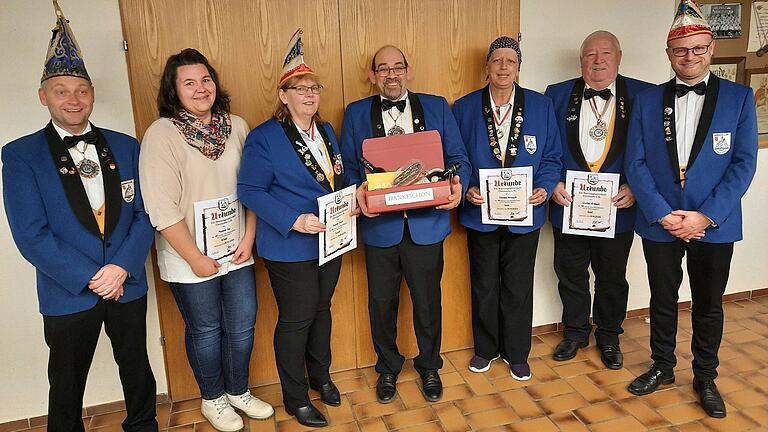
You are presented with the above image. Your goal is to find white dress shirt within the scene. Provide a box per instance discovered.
[490,88,515,157]
[579,82,616,164]
[296,122,331,174]
[53,122,104,210]
[675,73,710,166]
[382,92,414,135]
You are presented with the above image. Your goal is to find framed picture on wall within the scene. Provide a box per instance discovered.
[746,67,768,148]
[710,56,745,83]
[701,3,742,39]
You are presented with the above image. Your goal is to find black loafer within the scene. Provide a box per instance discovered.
[599,344,623,370]
[286,404,328,427]
[553,338,588,361]
[376,373,397,403]
[627,367,675,396]
[420,370,443,402]
[310,380,341,407]
[693,379,726,418]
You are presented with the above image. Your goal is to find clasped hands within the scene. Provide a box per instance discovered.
[659,210,710,242]
[89,264,128,300]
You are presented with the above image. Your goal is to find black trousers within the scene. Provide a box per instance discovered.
[467,227,540,364]
[264,257,341,410]
[553,229,634,346]
[642,239,734,380]
[365,223,444,375]
[43,296,157,432]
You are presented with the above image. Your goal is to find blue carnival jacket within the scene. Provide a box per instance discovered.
[453,84,562,234]
[340,92,470,247]
[2,123,154,316]
[545,75,654,233]
[239,118,346,261]
[624,76,757,243]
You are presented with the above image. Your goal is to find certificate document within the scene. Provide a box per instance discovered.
[317,184,357,266]
[562,170,620,238]
[193,193,244,262]
[479,167,533,226]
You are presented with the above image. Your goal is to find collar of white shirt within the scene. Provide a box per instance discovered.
[52,121,92,141]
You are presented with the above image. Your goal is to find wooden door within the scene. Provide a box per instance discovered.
[119,0,518,402]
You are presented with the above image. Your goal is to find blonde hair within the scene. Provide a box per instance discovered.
[272,74,326,125]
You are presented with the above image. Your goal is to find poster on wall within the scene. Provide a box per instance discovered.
[747,68,768,148]
[748,1,768,52]
[709,57,745,84]
[702,3,742,39]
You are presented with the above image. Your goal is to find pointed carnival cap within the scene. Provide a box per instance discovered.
[668,0,712,42]
[279,28,314,87]
[41,0,90,83]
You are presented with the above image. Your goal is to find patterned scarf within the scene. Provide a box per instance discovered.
[171,109,232,160]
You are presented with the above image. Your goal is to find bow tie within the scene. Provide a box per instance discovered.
[675,82,706,97]
[584,88,612,101]
[381,99,406,112]
[63,131,97,148]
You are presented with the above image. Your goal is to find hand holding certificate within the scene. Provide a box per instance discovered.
[561,170,620,238]
[317,184,358,266]
[193,193,244,263]
[478,167,534,226]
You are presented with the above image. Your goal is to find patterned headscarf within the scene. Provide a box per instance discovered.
[487,36,522,69]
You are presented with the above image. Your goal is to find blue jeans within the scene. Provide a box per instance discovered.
[169,265,257,400]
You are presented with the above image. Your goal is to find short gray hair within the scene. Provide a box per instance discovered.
[580,31,622,58]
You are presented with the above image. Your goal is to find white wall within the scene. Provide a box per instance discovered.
[0,0,167,422]
[520,0,768,326]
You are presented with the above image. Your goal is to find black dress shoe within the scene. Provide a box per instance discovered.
[627,367,675,396]
[376,373,397,403]
[599,344,623,370]
[310,380,341,406]
[693,379,726,418]
[420,370,443,402]
[286,404,328,427]
[553,338,588,361]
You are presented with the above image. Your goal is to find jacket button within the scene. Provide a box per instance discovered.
[106,242,112,247]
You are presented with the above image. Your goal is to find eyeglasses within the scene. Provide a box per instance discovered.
[669,42,712,57]
[285,85,323,95]
[374,65,407,77]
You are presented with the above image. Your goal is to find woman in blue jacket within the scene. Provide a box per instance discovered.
[238,30,347,428]
[453,37,562,381]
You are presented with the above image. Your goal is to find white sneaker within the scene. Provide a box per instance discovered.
[201,395,244,432]
[226,390,275,419]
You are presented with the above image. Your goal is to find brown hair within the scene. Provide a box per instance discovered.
[157,48,231,118]
[272,74,326,124]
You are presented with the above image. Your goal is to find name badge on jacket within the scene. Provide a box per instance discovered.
[121,179,135,203]
[712,132,731,155]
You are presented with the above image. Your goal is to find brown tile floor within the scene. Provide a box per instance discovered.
[7,297,768,432]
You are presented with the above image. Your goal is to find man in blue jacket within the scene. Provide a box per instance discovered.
[340,45,470,403]
[624,1,757,419]
[545,31,653,370]
[2,4,157,430]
